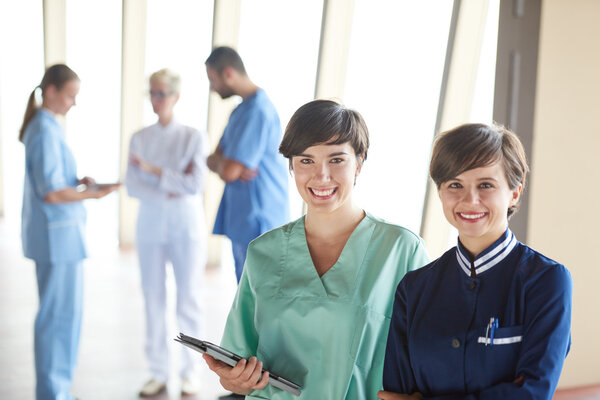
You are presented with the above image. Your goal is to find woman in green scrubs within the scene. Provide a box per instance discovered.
[204,99,429,399]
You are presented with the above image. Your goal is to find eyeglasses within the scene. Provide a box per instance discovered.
[149,90,174,100]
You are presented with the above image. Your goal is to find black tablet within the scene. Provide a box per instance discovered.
[175,333,302,396]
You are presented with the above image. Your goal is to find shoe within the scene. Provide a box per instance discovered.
[180,376,200,397]
[139,379,167,397]
[217,393,245,399]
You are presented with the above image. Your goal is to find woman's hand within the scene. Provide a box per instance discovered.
[78,176,96,186]
[85,183,120,199]
[130,153,162,177]
[44,183,119,203]
[378,390,423,400]
[203,354,269,395]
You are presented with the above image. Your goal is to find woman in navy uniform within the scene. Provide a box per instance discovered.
[379,123,572,400]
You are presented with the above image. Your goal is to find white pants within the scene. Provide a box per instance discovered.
[137,239,205,381]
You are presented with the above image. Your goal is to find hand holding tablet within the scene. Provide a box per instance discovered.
[175,333,301,396]
[76,182,120,192]
[87,182,121,191]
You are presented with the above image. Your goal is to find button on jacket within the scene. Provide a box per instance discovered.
[383,229,572,400]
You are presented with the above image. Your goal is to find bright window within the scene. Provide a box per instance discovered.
[144,1,214,130]
[238,0,324,220]
[345,0,452,233]
[470,0,500,124]
[345,1,454,234]
[66,0,122,253]
[0,1,44,232]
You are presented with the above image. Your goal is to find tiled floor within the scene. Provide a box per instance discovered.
[0,219,238,400]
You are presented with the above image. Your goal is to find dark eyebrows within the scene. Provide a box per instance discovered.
[329,152,349,157]
[449,175,500,182]
[295,151,349,158]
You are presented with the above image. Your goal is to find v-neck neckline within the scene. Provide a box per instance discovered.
[283,212,375,298]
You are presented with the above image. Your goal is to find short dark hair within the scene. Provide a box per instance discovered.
[430,123,529,217]
[205,46,247,75]
[279,99,369,168]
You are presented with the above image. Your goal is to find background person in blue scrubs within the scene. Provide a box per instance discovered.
[19,64,119,400]
[379,123,572,400]
[205,46,290,283]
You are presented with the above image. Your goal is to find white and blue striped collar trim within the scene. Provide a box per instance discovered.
[455,229,518,277]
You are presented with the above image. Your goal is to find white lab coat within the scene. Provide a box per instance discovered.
[126,120,208,243]
[125,120,208,381]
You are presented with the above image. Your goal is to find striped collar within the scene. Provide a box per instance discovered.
[455,229,517,277]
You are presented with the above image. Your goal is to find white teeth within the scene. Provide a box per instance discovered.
[460,212,486,219]
[312,188,335,196]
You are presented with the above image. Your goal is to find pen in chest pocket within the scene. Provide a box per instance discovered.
[485,317,499,346]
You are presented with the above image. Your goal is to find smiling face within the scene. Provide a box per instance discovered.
[292,141,361,216]
[438,161,522,255]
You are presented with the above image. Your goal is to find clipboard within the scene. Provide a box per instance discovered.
[175,333,302,396]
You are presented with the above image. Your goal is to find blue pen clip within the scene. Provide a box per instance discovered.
[485,317,499,346]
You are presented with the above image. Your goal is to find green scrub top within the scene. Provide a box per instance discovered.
[221,212,429,399]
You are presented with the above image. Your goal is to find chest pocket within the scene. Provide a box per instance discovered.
[467,325,523,389]
[477,325,523,346]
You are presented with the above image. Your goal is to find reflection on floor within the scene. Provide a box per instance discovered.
[0,219,238,400]
[555,385,600,400]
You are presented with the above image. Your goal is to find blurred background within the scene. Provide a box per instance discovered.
[0,0,598,398]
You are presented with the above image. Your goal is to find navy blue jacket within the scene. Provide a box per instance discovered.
[383,229,572,400]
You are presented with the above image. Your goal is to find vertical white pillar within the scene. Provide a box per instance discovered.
[118,0,147,247]
[314,0,355,100]
[204,0,242,267]
[43,0,67,66]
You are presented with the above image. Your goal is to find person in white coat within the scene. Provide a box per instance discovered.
[125,68,208,398]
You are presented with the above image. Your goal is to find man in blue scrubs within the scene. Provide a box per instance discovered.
[205,46,289,283]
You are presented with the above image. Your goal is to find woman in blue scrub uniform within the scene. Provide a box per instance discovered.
[379,123,572,400]
[19,64,119,400]
[203,100,430,399]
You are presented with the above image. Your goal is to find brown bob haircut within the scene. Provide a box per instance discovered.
[430,123,529,218]
[279,99,369,168]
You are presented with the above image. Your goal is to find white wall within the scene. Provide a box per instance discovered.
[530,0,600,388]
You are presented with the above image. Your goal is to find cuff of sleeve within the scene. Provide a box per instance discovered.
[158,168,173,192]
[222,149,258,170]
[39,179,68,197]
